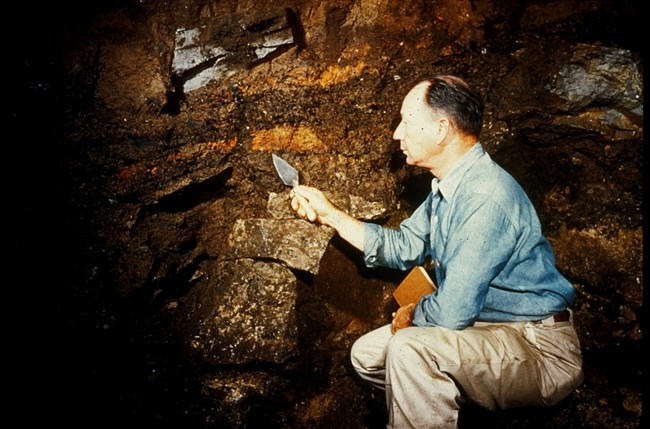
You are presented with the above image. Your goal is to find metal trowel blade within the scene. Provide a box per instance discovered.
[272,154,300,187]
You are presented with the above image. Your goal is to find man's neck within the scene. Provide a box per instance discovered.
[429,135,477,180]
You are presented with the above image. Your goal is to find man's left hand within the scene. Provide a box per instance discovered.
[391,303,416,333]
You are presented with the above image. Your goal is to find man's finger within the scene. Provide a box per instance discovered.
[291,196,300,211]
[293,193,309,210]
[294,185,318,200]
[294,193,317,222]
[304,203,317,222]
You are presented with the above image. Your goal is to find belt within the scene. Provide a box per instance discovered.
[532,309,571,325]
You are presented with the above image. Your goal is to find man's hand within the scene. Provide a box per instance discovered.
[391,303,416,333]
[290,185,337,225]
[289,185,366,251]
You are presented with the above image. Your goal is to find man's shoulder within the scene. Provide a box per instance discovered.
[459,159,527,204]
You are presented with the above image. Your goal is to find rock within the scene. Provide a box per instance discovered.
[177,258,300,365]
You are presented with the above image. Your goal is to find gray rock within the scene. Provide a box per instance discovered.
[227,218,334,274]
[180,259,300,365]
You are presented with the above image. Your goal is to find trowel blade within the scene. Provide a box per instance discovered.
[272,154,300,187]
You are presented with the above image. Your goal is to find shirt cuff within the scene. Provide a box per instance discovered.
[363,223,383,267]
[412,301,431,326]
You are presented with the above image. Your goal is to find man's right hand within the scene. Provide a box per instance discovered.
[290,186,335,224]
[290,185,366,251]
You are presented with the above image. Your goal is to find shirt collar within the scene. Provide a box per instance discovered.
[437,142,485,199]
[430,177,440,195]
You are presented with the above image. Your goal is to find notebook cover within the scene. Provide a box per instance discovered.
[392,266,436,307]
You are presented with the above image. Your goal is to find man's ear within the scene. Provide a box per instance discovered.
[436,117,450,144]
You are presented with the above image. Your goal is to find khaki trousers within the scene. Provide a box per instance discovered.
[350,313,583,429]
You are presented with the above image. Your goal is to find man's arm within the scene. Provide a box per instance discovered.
[290,185,365,251]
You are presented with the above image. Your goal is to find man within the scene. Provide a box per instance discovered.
[290,75,583,428]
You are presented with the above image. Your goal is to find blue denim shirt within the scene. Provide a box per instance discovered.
[364,143,574,329]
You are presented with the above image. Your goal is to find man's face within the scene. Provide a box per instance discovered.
[392,82,442,167]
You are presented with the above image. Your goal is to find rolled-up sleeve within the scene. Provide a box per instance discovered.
[363,194,434,270]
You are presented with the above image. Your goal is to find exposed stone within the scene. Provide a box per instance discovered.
[550,45,642,113]
[227,218,334,274]
[200,370,289,427]
[553,107,642,141]
[171,8,303,93]
[178,259,299,365]
[548,44,643,140]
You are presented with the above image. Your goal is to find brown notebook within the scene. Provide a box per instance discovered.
[392,266,436,307]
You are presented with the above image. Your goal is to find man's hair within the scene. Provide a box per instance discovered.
[416,75,484,138]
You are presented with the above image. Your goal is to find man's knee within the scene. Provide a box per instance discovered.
[350,338,365,372]
[385,328,425,364]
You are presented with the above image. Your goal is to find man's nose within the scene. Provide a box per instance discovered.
[393,122,404,140]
